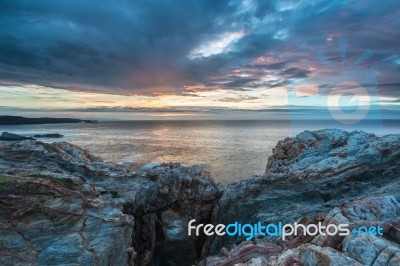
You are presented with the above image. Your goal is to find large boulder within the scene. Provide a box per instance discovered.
[266,129,399,182]
[0,132,34,141]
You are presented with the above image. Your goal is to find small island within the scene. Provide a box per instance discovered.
[0,115,97,125]
[34,133,64,138]
[0,132,64,141]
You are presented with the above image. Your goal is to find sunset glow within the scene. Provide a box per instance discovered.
[0,0,399,119]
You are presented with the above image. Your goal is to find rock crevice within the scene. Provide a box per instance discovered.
[0,140,221,265]
[201,129,400,266]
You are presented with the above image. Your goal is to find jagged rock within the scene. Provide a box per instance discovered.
[332,196,400,222]
[0,177,134,265]
[33,133,64,138]
[202,129,400,261]
[201,195,400,266]
[0,140,221,265]
[276,249,300,265]
[0,115,97,125]
[311,196,400,249]
[0,132,34,141]
[198,241,281,266]
[298,244,362,266]
[233,256,271,266]
[0,140,112,178]
[265,129,400,182]
[1,129,400,266]
[343,233,400,265]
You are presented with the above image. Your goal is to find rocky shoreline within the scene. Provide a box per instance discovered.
[0,132,64,141]
[0,129,399,265]
[0,115,97,125]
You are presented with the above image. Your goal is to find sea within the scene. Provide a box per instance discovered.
[1,119,399,184]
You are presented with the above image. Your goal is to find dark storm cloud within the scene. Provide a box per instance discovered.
[206,59,309,90]
[0,0,399,98]
[0,0,239,94]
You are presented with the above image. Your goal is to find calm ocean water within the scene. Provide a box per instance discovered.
[1,120,399,184]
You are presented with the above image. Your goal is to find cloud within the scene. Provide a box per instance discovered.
[0,0,398,101]
[380,98,400,103]
[217,95,259,103]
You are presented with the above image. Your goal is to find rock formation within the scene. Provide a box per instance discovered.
[33,133,64,138]
[1,129,399,266]
[0,115,97,125]
[0,132,34,141]
[0,140,221,265]
[201,129,400,265]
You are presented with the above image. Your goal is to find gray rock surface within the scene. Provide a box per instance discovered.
[202,196,400,266]
[0,140,221,265]
[343,233,400,265]
[0,180,134,265]
[265,129,399,182]
[201,129,400,265]
[1,129,399,266]
[299,244,363,266]
[0,132,34,141]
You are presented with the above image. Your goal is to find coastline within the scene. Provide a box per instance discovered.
[2,119,399,185]
[0,128,399,265]
[2,1,399,265]
[0,115,97,125]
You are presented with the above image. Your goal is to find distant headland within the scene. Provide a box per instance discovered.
[0,115,97,125]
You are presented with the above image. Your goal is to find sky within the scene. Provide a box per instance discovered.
[0,0,399,120]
